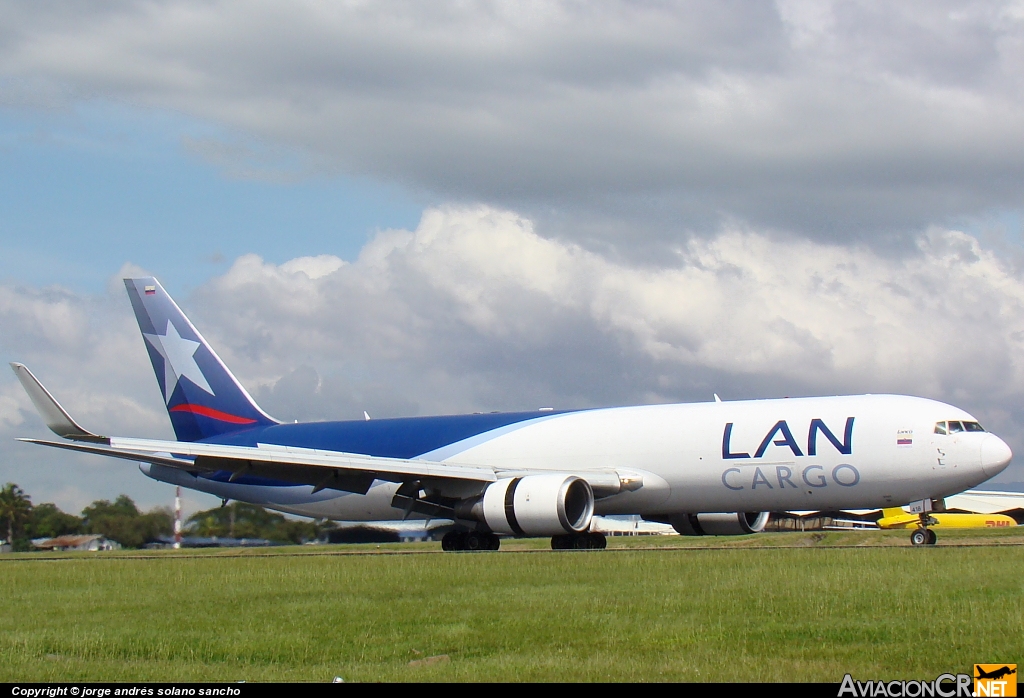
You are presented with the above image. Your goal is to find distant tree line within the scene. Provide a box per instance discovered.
[185,501,328,544]
[0,483,332,551]
[0,483,173,550]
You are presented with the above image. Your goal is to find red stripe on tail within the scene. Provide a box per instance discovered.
[169,404,258,425]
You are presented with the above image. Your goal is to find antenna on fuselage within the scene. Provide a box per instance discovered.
[714,394,722,403]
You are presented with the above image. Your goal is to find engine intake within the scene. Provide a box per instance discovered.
[670,512,768,536]
[475,475,595,537]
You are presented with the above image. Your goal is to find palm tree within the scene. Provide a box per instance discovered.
[0,483,32,547]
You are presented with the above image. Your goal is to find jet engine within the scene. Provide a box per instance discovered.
[462,474,595,537]
[669,512,769,536]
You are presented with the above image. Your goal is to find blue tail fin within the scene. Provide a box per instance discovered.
[124,278,278,442]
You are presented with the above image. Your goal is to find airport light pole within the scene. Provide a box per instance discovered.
[173,486,182,550]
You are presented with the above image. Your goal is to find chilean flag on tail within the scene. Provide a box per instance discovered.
[124,278,278,442]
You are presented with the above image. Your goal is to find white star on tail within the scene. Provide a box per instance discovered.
[144,321,214,403]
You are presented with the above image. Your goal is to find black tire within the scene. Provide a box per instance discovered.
[551,534,568,550]
[487,533,501,551]
[910,529,928,546]
[572,534,591,549]
[464,532,484,551]
[441,531,464,551]
[926,529,937,545]
[589,533,607,549]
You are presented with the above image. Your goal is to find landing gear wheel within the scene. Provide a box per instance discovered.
[910,529,929,546]
[569,532,593,548]
[441,531,465,551]
[926,529,937,545]
[589,533,607,549]
[442,530,498,552]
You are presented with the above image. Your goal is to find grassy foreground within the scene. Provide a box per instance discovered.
[1,531,1021,682]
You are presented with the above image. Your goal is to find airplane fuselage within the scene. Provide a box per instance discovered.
[141,393,1011,521]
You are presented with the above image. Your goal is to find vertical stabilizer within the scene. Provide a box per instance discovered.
[124,278,278,442]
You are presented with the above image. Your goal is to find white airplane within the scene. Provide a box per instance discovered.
[11,278,1013,550]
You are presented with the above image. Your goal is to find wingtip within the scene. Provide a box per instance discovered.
[10,363,107,443]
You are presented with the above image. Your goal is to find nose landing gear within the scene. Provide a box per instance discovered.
[910,513,938,546]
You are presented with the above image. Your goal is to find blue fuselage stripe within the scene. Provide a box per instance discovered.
[197,410,575,488]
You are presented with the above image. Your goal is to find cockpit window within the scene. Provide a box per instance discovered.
[935,420,985,434]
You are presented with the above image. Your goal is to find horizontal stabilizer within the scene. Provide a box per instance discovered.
[9,363,109,444]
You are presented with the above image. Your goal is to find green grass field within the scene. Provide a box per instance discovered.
[1,529,1022,682]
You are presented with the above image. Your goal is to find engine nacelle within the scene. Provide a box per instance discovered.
[670,512,769,536]
[480,475,595,537]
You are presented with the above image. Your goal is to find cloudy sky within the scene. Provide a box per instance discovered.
[2,0,1024,515]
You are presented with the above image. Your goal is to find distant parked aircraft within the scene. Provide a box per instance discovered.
[876,506,1016,531]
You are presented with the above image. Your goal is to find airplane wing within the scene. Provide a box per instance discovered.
[20,435,627,495]
[116,436,499,485]
[11,363,633,504]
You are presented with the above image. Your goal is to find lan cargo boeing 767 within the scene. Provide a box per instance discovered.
[11,278,1013,549]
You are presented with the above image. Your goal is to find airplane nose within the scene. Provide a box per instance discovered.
[981,434,1012,478]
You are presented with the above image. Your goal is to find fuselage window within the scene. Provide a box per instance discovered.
[963,421,985,432]
[947,421,965,433]
[934,422,947,435]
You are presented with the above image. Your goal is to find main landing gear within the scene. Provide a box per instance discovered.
[441,530,500,551]
[910,513,939,546]
[551,532,607,550]
[440,531,608,551]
